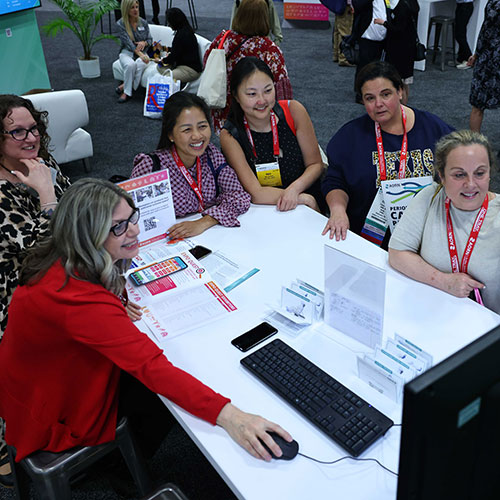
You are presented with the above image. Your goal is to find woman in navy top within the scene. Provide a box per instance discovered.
[322,61,453,242]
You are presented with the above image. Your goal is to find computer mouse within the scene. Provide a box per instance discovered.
[260,431,299,460]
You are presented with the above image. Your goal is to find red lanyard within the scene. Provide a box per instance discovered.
[445,195,488,274]
[171,146,203,212]
[375,106,408,181]
[243,111,280,159]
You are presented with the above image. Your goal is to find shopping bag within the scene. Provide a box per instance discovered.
[197,30,232,109]
[144,69,181,119]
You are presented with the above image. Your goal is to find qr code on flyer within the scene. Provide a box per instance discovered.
[143,216,157,231]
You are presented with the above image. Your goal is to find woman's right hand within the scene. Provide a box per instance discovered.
[467,54,477,67]
[322,207,349,241]
[140,54,150,64]
[216,403,293,461]
[443,272,485,298]
[15,158,56,204]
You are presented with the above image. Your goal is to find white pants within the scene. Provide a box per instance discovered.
[119,50,148,96]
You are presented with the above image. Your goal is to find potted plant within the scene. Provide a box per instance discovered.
[42,0,119,78]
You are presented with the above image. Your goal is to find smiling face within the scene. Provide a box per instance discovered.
[440,144,491,211]
[168,106,211,167]
[361,77,403,128]
[1,106,40,166]
[234,69,276,125]
[103,198,140,262]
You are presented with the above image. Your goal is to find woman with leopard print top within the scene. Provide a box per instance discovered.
[0,94,70,487]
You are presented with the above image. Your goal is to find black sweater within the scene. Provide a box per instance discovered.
[163,27,202,72]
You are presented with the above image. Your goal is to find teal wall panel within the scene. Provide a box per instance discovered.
[0,9,51,94]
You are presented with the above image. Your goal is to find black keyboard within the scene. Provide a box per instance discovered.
[241,339,393,457]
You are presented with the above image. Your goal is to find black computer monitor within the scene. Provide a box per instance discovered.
[397,323,500,500]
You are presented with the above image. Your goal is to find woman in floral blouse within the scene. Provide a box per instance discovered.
[203,0,292,134]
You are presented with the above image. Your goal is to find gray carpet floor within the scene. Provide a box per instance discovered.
[30,2,500,188]
[1,1,499,499]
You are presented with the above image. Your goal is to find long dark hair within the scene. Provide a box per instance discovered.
[157,91,211,150]
[355,61,403,95]
[226,57,275,161]
[0,94,51,160]
[166,7,193,33]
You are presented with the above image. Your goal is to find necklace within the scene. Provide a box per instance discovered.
[0,162,12,175]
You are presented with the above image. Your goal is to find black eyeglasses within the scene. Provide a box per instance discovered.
[110,208,140,237]
[2,125,41,141]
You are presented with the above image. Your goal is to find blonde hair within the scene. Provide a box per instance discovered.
[121,0,139,41]
[434,130,496,182]
[232,0,270,37]
[20,178,135,295]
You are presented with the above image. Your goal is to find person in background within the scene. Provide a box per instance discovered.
[131,92,251,240]
[321,61,453,244]
[0,178,294,477]
[204,0,292,134]
[231,0,283,45]
[389,130,500,313]
[221,57,326,213]
[115,0,152,103]
[0,94,71,488]
[351,0,387,103]
[158,8,202,84]
[333,0,355,67]
[454,0,474,69]
[468,0,500,133]
[374,0,419,103]
[150,0,162,24]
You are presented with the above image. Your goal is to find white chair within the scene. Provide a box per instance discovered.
[24,90,93,172]
[112,25,175,88]
[112,25,210,94]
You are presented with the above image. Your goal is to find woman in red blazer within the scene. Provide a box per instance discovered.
[0,178,291,464]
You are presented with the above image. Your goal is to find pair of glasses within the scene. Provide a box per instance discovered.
[2,125,41,141]
[110,207,140,237]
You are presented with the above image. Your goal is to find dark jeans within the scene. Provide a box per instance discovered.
[355,38,385,92]
[455,2,474,62]
[151,0,160,22]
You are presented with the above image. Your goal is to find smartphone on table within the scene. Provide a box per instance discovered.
[231,322,278,352]
[129,256,187,286]
[189,245,212,260]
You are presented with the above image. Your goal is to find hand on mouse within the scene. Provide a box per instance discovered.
[216,403,293,461]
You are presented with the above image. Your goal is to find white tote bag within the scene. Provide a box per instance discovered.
[197,30,232,109]
[144,69,181,119]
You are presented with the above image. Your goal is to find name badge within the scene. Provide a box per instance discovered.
[361,188,387,246]
[138,26,145,31]
[255,161,282,187]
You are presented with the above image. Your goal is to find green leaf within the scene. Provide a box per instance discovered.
[42,0,119,60]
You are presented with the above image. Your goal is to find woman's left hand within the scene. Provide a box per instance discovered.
[298,193,319,212]
[140,54,150,64]
[374,18,384,25]
[277,186,300,212]
[167,216,218,240]
[126,300,143,322]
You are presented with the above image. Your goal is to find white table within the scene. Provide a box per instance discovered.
[146,205,499,500]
